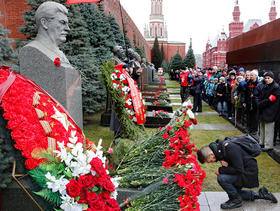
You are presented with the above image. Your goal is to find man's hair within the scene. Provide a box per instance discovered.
[35,1,68,27]
[251,69,258,77]
[197,146,212,164]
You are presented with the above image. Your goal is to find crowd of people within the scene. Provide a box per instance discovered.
[178,65,280,151]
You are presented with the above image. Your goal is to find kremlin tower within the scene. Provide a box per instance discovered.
[144,0,185,63]
[229,0,243,38]
[269,0,277,21]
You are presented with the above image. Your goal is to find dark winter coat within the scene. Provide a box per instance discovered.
[255,80,280,122]
[210,140,259,189]
[216,83,227,102]
[241,79,259,110]
[192,75,203,94]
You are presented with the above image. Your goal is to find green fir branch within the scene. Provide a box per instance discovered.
[34,188,62,206]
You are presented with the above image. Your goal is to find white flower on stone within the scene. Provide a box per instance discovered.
[187,109,195,119]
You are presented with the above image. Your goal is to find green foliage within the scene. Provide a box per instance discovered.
[100,60,147,140]
[0,111,14,188]
[160,43,165,63]
[170,52,183,70]
[183,43,196,68]
[0,15,18,71]
[134,46,145,60]
[35,188,62,206]
[151,37,162,70]
[28,167,48,188]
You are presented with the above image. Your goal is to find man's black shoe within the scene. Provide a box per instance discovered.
[259,186,278,203]
[221,196,243,209]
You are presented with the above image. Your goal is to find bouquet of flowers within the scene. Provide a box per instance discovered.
[111,66,146,122]
[152,110,169,118]
[153,90,169,100]
[117,106,204,211]
[0,66,120,211]
[29,136,120,211]
[152,99,169,106]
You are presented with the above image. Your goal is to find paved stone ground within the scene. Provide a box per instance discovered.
[199,192,280,211]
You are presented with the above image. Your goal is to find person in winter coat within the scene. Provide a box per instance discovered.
[206,78,215,106]
[179,67,190,103]
[192,71,204,113]
[197,139,277,209]
[255,71,280,151]
[227,71,236,119]
[241,70,260,135]
[216,77,228,116]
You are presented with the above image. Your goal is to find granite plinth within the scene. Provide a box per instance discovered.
[144,116,171,128]
[19,46,83,129]
[146,104,173,113]
[144,97,171,103]
[142,86,167,92]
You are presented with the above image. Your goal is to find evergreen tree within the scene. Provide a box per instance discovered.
[0,15,18,71]
[183,39,196,68]
[107,15,125,48]
[160,43,165,64]
[170,52,183,71]
[151,37,161,69]
[135,46,145,59]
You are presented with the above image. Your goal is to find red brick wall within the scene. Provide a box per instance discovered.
[0,0,30,39]
[103,0,151,61]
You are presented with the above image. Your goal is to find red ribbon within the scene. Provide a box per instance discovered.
[116,65,146,125]
[66,0,100,4]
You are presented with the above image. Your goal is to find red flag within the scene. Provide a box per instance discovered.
[66,0,100,5]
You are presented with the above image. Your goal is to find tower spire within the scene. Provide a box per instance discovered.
[233,0,240,22]
[269,0,277,21]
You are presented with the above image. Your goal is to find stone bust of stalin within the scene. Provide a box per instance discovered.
[22,1,71,68]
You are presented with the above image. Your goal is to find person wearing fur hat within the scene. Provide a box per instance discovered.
[255,71,280,151]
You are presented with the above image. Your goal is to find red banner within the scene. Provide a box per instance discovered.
[120,69,146,125]
[66,0,100,5]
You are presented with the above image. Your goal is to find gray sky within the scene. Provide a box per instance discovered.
[120,0,279,55]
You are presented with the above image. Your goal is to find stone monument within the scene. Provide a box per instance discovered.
[19,1,83,129]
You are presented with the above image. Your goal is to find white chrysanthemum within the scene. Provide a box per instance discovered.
[45,173,69,195]
[122,86,130,94]
[119,74,126,81]
[113,83,118,89]
[126,99,132,105]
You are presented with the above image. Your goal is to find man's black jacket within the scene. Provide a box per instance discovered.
[210,140,259,188]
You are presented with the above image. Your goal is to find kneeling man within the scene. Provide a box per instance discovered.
[197,139,277,209]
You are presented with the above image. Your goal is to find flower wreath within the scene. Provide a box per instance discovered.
[0,66,120,211]
[111,65,146,124]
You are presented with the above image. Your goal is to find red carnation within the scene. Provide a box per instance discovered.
[187,105,192,109]
[66,178,82,198]
[78,174,95,189]
[166,125,172,132]
[269,94,276,102]
[54,57,61,67]
[191,118,198,125]
[122,80,128,84]
[163,133,169,140]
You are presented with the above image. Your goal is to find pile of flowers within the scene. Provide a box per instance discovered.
[162,107,204,210]
[152,110,169,118]
[152,99,169,106]
[117,106,205,211]
[0,66,120,210]
[29,135,120,211]
[111,67,146,122]
[153,90,168,100]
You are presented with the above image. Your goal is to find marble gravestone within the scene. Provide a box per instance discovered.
[19,46,83,129]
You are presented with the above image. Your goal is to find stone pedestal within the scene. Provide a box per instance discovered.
[19,46,83,129]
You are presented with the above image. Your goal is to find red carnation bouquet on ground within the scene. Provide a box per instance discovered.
[0,66,120,211]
